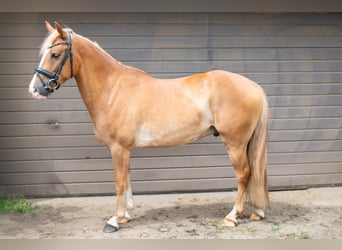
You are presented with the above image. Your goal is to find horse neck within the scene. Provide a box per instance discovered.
[72,34,140,118]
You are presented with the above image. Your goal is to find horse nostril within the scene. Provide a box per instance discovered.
[30,86,37,93]
[29,86,40,97]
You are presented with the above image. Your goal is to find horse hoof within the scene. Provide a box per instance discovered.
[103,224,119,233]
[221,218,237,228]
[118,217,129,224]
[250,212,262,221]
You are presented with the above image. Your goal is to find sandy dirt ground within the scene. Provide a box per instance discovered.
[0,187,342,239]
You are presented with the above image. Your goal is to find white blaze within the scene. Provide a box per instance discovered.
[28,48,50,100]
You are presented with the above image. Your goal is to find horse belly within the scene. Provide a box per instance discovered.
[134,78,215,148]
[135,113,212,148]
[135,124,210,148]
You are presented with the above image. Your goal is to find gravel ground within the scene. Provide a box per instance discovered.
[0,187,342,239]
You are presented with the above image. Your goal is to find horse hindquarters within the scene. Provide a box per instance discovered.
[221,87,269,227]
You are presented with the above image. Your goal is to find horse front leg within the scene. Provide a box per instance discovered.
[104,145,132,233]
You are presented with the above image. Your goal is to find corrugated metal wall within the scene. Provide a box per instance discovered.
[0,13,341,197]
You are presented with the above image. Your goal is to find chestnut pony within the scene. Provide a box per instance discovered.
[29,22,269,233]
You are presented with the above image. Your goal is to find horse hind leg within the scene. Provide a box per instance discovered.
[222,146,251,227]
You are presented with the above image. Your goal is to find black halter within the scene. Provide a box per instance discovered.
[34,32,73,93]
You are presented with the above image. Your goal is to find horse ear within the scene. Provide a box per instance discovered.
[55,22,67,39]
[45,21,54,33]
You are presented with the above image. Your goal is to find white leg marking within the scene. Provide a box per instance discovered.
[107,216,119,228]
[124,211,131,221]
[254,208,265,218]
[125,185,134,210]
[225,205,238,223]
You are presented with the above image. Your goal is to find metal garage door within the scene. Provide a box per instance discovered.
[0,12,341,197]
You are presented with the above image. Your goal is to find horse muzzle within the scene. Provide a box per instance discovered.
[29,74,50,100]
[29,88,48,100]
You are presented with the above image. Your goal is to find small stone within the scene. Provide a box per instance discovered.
[158,226,170,233]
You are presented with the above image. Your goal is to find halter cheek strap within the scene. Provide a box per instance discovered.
[34,32,73,93]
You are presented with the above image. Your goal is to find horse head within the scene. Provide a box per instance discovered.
[29,21,74,100]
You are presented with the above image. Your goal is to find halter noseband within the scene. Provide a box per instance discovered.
[34,32,73,93]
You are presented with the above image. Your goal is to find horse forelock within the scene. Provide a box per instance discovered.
[40,32,55,56]
[39,28,73,56]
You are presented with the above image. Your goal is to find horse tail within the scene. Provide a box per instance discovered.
[247,89,269,210]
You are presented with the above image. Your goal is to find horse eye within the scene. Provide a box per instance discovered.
[51,53,60,59]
